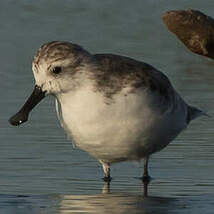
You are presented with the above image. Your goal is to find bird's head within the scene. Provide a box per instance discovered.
[9,41,94,126]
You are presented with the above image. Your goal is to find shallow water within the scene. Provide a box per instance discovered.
[1,0,214,213]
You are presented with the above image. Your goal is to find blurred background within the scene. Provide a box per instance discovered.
[0,0,214,213]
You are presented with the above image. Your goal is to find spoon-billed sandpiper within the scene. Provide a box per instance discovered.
[9,41,205,182]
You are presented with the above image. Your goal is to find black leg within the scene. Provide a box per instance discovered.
[142,156,151,183]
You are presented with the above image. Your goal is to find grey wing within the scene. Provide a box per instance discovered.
[93,53,174,100]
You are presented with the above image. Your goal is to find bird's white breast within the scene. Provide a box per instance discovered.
[56,84,187,163]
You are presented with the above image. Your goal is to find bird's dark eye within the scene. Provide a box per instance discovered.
[52,66,62,74]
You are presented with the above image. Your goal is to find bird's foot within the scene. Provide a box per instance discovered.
[142,175,151,183]
[103,176,112,182]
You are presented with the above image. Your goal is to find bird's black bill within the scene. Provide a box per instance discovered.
[9,85,46,126]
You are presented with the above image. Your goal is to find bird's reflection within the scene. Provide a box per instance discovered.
[0,182,183,214]
[102,179,149,196]
[58,181,179,214]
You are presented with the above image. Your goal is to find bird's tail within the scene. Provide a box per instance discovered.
[187,105,209,124]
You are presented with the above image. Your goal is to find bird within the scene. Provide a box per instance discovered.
[9,41,205,182]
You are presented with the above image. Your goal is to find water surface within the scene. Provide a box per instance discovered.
[1,0,214,213]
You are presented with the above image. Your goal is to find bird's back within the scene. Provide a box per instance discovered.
[93,54,173,101]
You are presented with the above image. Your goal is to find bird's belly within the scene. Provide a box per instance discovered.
[57,89,186,163]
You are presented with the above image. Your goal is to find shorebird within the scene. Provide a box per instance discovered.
[9,41,205,182]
